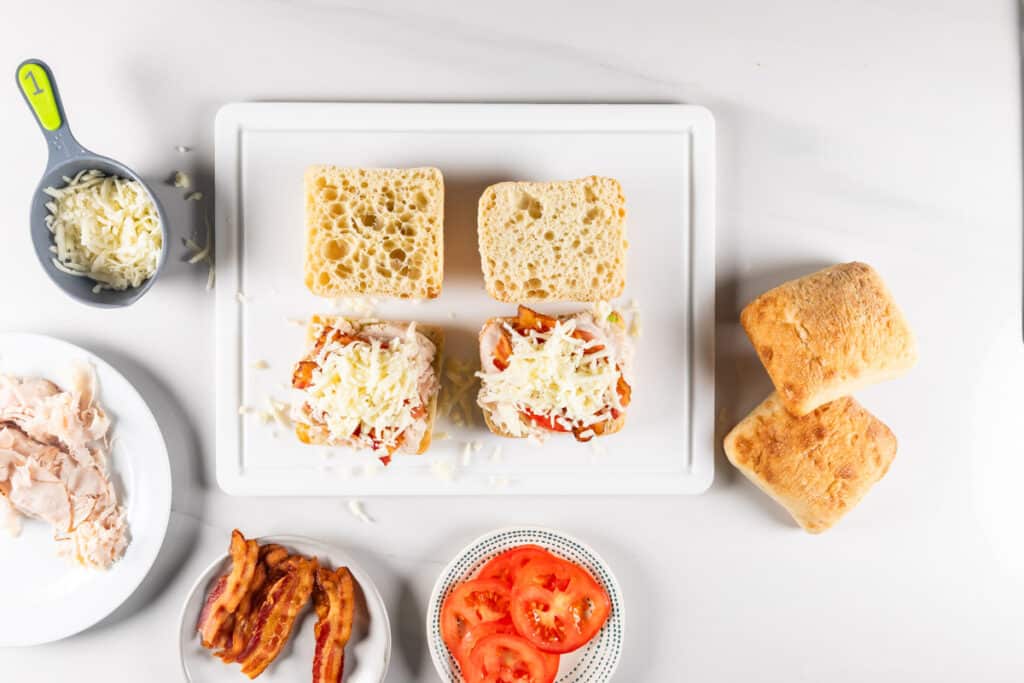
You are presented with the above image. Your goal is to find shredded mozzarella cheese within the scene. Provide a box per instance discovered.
[44,169,162,291]
[295,323,437,453]
[477,316,626,438]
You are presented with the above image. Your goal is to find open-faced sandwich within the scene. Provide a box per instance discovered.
[291,315,443,463]
[476,305,632,442]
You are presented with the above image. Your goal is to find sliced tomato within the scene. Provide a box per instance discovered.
[451,619,516,679]
[477,546,556,588]
[510,559,611,654]
[440,579,512,666]
[522,410,571,433]
[468,633,556,683]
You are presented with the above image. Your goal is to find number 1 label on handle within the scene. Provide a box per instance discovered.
[17,63,61,131]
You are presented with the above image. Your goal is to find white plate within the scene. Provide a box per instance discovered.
[214,102,715,495]
[426,526,624,683]
[178,534,391,682]
[0,333,172,647]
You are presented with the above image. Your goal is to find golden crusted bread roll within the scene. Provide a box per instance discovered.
[723,393,897,533]
[303,166,444,300]
[477,176,627,302]
[740,262,917,416]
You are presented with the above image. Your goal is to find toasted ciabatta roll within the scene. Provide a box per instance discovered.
[740,262,917,417]
[303,166,444,300]
[290,315,443,462]
[723,393,897,533]
[477,177,627,303]
[476,305,633,442]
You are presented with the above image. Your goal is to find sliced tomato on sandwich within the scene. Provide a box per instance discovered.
[522,410,571,433]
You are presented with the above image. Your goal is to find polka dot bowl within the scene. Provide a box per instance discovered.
[426,526,624,682]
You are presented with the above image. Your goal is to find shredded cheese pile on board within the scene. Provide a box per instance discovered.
[477,318,624,437]
[44,169,162,290]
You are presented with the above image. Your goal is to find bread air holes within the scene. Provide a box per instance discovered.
[493,279,507,295]
[334,263,352,278]
[361,213,376,227]
[584,207,600,224]
[543,230,555,241]
[317,270,332,287]
[584,245,594,255]
[314,176,327,189]
[322,239,350,260]
[329,202,344,217]
[321,186,338,201]
[527,289,548,299]
[584,185,598,202]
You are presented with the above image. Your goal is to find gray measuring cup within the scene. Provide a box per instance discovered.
[16,58,168,308]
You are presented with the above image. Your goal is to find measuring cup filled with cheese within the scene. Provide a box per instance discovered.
[16,58,168,307]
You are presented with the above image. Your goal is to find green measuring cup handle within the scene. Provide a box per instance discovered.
[16,58,89,168]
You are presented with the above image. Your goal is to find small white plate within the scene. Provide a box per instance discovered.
[426,526,624,683]
[178,534,391,682]
[0,333,172,647]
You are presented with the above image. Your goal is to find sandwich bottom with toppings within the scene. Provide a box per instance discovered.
[476,305,633,442]
[290,316,441,464]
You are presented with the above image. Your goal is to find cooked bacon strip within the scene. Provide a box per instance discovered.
[312,566,356,683]
[215,561,267,663]
[197,530,260,648]
[237,556,317,678]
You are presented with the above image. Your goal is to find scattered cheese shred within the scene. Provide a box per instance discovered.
[251,360,269,370]
[172,171,191,189]
[44,169,162,291]
[347,500,374,523]
[185,191,203,201]
[236,291,250,304]
[430,458,458,481]
[267,398,292,429]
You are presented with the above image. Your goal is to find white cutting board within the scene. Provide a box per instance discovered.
[214,103,714,496]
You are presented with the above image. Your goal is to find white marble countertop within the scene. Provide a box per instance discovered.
[1,1,1022,681]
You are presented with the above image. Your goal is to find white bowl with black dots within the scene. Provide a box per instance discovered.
[426,526,624,683]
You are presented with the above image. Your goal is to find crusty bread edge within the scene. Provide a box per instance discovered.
[477,311,628,440]
[296,315,444,455]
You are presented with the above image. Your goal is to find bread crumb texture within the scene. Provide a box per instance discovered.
[304,166,444,299]
[477,176,627,302]
[723,393,897,533]
[740,262,918,416]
